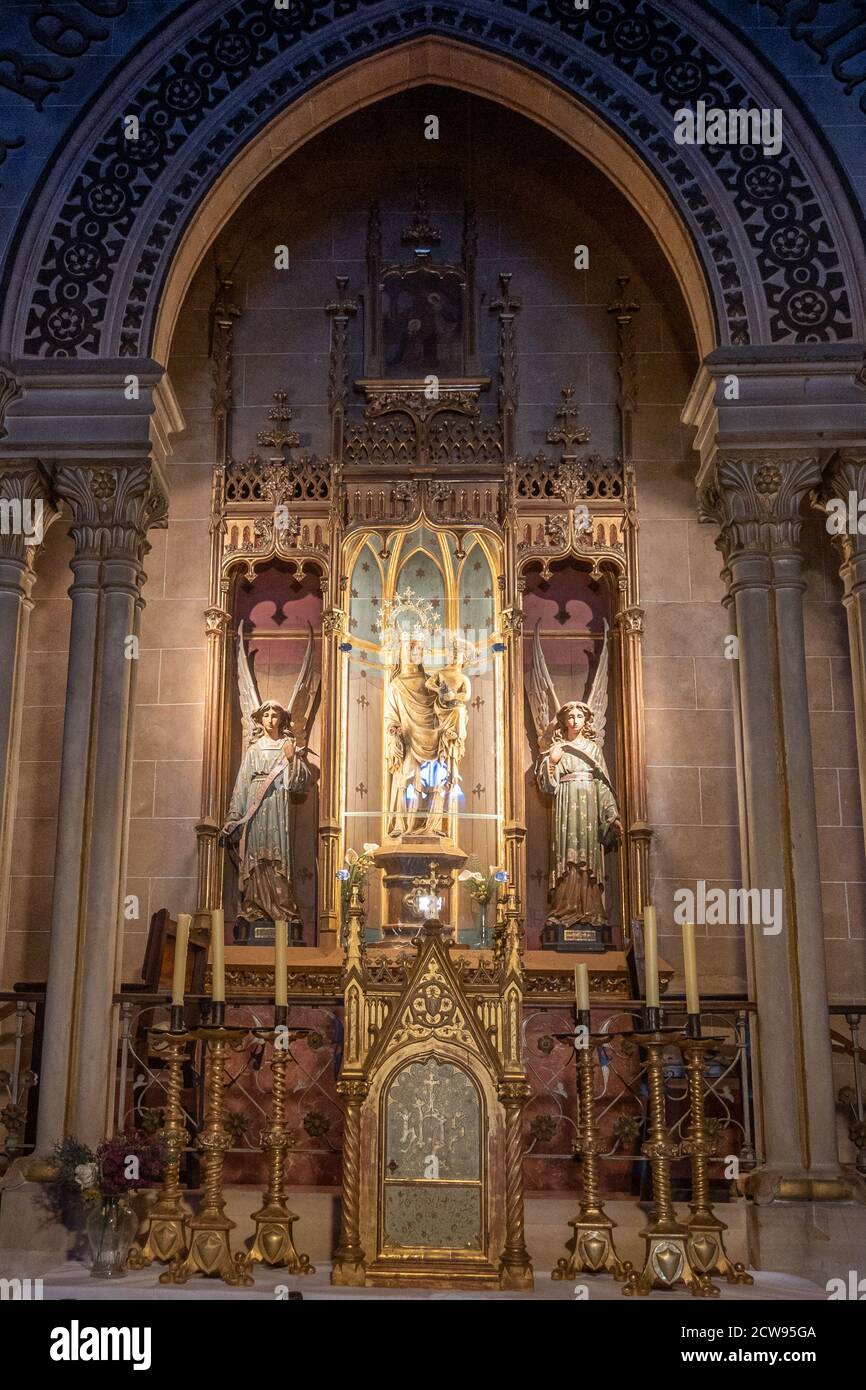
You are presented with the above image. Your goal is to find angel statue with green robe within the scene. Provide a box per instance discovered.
[528,621,622,937]
[222,622,319,933]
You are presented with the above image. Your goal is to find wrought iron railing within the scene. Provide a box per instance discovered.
[112,996,344,1188]
[830,1004,866,1175]
[3,986,854,1193]
[522,999,757,1196]
[0,991,42,1170]
[108,993,757,1197]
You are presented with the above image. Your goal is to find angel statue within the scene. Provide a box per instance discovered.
[222,622,319,934]
[528,621,622,942]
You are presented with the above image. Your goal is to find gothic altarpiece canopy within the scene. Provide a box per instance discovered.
[193,188,650,1284]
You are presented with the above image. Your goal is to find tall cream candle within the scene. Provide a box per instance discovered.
[274,919,288,1008]
[574,963,590,1014]
[210,908,225,1002]
[682,921,700,1016]
[643,906,659,1008]
[171,913,191,1006]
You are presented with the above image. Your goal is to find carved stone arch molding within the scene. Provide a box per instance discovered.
[1,0,862,366]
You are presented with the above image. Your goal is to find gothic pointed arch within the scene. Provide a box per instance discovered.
[2,4,863,368]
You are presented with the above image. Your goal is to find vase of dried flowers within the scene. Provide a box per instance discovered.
[41,1131,165,1277]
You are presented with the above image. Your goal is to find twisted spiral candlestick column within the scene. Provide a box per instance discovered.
[248,1032,313,1272]
[161,1027,252,1286]
[128,1031,191,1268]
[623,1033,718,1298]
[552,1033,627,1281]
[681,1038,753,1285]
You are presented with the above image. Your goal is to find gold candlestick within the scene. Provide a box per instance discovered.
[681,1036,753,1285]
[623,1032,718,1298]
[161,1026,253,1286]
[552,1026,629,1282]
[248,1029,314,1273]
[128,1030,193,1268]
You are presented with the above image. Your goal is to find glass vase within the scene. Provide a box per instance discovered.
[478,902,489,949]
[86,1196,138,1278]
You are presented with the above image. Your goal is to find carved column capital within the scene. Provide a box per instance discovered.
[813,452,866,569]
[322,605,346,637]
[698,452,822,563]
[0,366,23,440]
[501,606,524,637]
[0,462,57,574]
[614,604,644,635]
[823,451,866,495]
[53,462,168,570]
[204,606,231,635]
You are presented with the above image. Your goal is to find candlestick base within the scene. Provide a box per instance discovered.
[622,1220,719,1298]
[686,1209,753,1284]
[127,1197,190,1269]
[161,1210,253,1287]
[552,1208,630,1281]
[247,1201,314,1272]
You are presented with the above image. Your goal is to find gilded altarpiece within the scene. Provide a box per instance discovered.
[191,201,652,1259]
[196,205,650,960]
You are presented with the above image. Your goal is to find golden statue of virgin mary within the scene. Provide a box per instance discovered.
[383,629,471,839]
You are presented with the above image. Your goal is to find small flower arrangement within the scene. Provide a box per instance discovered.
[42,1132,166,1227]
[96,1132,165,1196]
[337,843,379,921]
[457,862,508,907]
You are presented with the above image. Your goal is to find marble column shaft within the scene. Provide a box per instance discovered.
[36,463,166,1149]
[0,465,54,982]
[702,453,841,1182]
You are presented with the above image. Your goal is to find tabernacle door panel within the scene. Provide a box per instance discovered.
[381,1057,483,1254]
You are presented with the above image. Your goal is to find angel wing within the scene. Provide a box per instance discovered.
[584,619,610,746]
[236,622,261,750]
[527,621,560,744]
[287,621,320,748]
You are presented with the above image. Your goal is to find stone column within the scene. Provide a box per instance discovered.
[0,464,55,980]
[818,453,866,870]
[35,463,167,1149]
[700,452,862,1272]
